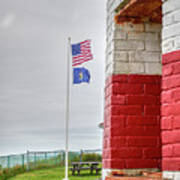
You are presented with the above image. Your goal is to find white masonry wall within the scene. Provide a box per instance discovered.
[162,0,180,54]
[106,22,162,77]
[106,0,124,76]
[106,2,162,78]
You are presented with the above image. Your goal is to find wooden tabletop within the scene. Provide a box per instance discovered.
[71,161,100,165]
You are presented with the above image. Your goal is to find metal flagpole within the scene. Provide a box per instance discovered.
[63,37,71,180]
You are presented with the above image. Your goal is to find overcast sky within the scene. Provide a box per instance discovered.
[0,0,106,155]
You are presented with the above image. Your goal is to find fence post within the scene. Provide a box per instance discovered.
[22,154,25,168]
[7,156,10,168]
[34,153,37,168]
[54,152,57,166]
[63,151,65,164]
[45,152,48,165]
[45,152,47,160]
[26,150,30,171]
[61,151,63,165]
[80,149,83,162]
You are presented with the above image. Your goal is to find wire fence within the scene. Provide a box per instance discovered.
[26,150,63,170]
[0,149,101,170]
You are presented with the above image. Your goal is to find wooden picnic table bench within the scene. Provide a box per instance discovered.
[70,161,101,175]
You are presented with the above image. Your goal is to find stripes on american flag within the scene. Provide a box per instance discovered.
[71,40,93,66]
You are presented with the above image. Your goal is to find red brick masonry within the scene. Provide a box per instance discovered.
[162,50,180,171]
[103,74,162,169]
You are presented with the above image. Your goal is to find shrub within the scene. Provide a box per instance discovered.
[0,165,26,180]
[0,170,4,180]
[13,165,26,175]
[82,153,102,162]
[71,153,102,163]
[71,155,80,162]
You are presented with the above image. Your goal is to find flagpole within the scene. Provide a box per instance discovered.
[63,37,71,180]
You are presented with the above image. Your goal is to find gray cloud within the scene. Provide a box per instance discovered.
[0,13,16,29]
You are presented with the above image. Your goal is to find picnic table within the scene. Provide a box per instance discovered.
[70,161,101,175]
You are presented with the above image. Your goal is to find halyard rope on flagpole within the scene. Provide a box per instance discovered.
[63,37,71,180]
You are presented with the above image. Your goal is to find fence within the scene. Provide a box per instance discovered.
[0,149,101,170]
[26,150,63,170]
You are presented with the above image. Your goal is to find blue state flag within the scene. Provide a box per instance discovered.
[73,67,90,84]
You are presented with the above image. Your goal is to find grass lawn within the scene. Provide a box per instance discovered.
[9,167,101,180]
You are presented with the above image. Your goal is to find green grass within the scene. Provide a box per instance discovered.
[9,167,101,180]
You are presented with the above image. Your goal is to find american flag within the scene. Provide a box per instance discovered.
[71,40,93,66]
